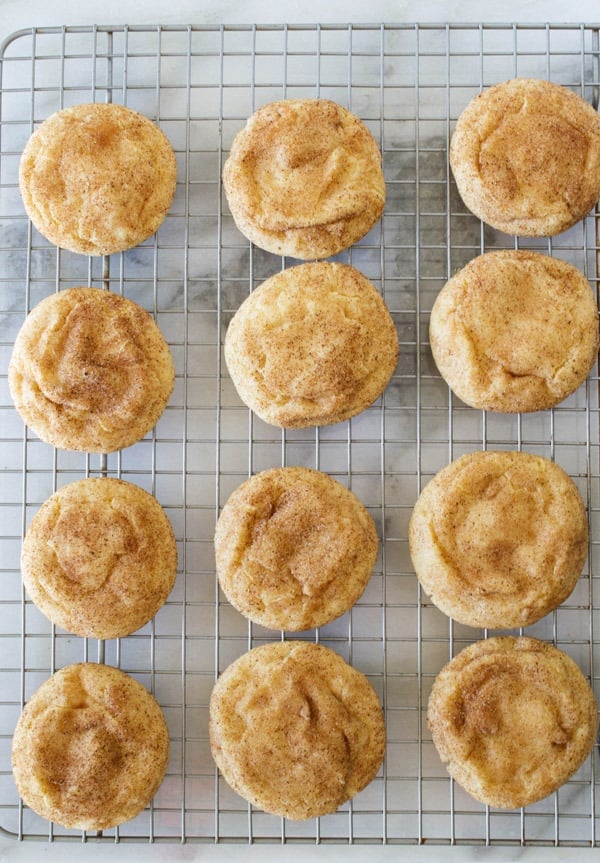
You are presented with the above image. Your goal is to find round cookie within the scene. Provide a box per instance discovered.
[19,102,177,255]
[429,250,599,413]
[21,478,178,639]
[224,261,398,428]
[209,641,385,819]
[8,287,175,452]
[427,637,598,808]
[215,466,378,631]
[450,78,600,236]
[12,662,170,829]
[409,451,588,630]
[222,98,385,259]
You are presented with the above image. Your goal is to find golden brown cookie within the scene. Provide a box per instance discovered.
[450,78,600,236]
[209,641,385,819]
[12,662,170,829]
[19,102,177,255]
[409,451,588,629]
[215,466,378,631]
[429,250,599,413]
[8,287,175,452]
[427,637,598,808]
[222,98,385,258]
[21,478,177,639]
[224,261,398,427]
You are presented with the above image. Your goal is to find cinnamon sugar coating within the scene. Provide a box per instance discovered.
[428,637,598,808]
[215,467,378,631]
[209,641,385,819]
[12,663,169,829]
[223,98,385,258]
[21,478,177,639]
[224,262,398,428]
[450,78,600,236]
[409,451,588,629]
[8,287,174,452]
[429,250,599,413]
[19,102,177,255]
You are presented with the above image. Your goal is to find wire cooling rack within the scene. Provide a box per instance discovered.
[1,21,600,849]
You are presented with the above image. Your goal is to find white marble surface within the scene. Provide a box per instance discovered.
[0,0,599,43]
[1,1,600,862]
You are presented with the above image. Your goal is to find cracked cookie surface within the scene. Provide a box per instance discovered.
[21,477,177,638]
[428,637,598,808]
[429,250,598,413]
[223,98,385,258]
[12,662,169,829]
[215,466,378,631]
[19,102,177,255]
[224,261,398,427]
[450,78,600,236]
[8,287,175,452]
[409,450,588,629]
[209,641,385,819]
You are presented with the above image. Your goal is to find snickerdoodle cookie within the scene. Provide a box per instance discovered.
[215,466,378,631]
[8,287,175,452]
[223,98,385,258]
[409,450,588,629]
[19,102,177,255]
[224,261,398,427]
[429,250,599,413]
[209,641,385,819]
[21,478,177,639]
[427,637,598,808]
[12,662,169,829]
[450,78,600,236]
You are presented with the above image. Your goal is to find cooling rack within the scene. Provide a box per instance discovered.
[0,22,600,849]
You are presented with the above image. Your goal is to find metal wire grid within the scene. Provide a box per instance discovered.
[0,21,600,847]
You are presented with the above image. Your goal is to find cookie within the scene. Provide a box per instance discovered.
[209,641,385,819]
[409,451,588,629]
[21,478,178,639]
[19,102,177,255]
[8,287,175,452]
[224,261,398,427]
[222,98,385,258]
[427,637,598,808]
[12,663,170,829]
[429,250,599,413]
[450,78,600,236]
[215,466,378,631]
